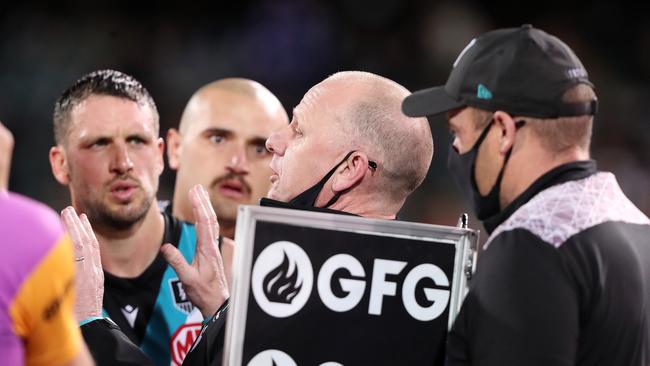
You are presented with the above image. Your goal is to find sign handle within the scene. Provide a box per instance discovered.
[456,213,476,282]
[456,213,469,229]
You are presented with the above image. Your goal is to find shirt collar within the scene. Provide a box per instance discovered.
[482,160,598,234]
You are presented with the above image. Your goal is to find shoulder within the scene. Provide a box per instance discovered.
[0,192,65,273]
[487,172,650,249]
[0,191,63,240]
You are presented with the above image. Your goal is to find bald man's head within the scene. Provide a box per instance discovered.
[167,78,288,235]
[178,78,286,134]
[321,71,433,201]
[265,71,433,218]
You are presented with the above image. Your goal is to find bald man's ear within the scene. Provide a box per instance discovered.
[166,128,182,170]
[49,145,70,185]
[331,152,370,193]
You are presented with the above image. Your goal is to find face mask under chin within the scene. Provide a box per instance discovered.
[286,151,355,209]
[285,150,379,210]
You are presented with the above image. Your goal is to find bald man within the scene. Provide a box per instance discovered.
[183,70,434,365]
[264,71,433,217]
[166,78,289,239]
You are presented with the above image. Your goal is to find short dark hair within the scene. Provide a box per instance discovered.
[526,84,595,153]
[472,84,595,153]
[53,69,159,145]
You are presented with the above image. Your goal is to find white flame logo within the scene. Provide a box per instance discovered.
[247,349,297,366]
[252,241,313,318]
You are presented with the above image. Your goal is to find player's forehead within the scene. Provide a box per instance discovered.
[292,83,339,131]
[194,90,283,130]
[69,94,156,135]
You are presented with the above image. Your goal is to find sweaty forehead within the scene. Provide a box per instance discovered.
[69,95,157,134]
[295,82,346,126]
[296,84,325,115]
[294,85,353,152]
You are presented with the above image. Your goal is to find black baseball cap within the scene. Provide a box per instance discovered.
[402,24,597,119]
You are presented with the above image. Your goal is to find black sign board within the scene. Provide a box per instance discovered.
[225,206,478,366]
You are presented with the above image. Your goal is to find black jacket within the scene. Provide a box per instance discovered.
[447,161,650,366]
[81,295,229,366]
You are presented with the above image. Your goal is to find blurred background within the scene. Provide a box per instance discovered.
[2,0,649,235]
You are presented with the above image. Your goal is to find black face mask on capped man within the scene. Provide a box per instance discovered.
[447,119,524,221]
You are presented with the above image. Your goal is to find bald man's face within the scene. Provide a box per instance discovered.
[265,82,350,203]
[169,88,288,223]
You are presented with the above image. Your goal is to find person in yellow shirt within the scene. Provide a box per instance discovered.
[0,121,93,366]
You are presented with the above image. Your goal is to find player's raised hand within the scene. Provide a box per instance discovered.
[161,184,229,318]
[61,206,104,321]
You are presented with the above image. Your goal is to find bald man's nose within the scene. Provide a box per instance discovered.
[265,131,285,156]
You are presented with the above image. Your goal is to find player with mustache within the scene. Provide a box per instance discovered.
[165,78,288,241]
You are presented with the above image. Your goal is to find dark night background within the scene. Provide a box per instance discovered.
[2,0,649,232]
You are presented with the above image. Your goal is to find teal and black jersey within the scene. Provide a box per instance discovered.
[103,211,203,366]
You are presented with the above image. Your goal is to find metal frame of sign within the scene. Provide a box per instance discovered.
[224,205,479,366]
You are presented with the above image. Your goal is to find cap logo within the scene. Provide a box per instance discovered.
[477,84,492,100]
[566,67,587,79]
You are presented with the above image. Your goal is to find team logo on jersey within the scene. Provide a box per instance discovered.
[251,241,313,318]
[247,349,297,366]
[170,322,202,366]
[169,278,195,314]
[120,304,139,328]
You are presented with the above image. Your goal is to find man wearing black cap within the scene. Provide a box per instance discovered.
[403,25,650,366]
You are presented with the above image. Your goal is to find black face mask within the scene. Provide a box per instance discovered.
[447,119,522,220]
[288,151,356,209]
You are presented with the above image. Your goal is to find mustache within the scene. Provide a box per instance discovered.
[210,173,251,194]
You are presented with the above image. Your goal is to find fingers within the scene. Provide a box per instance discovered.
[61,206,84,258]
[79,214,95,244]
[191,185,220,258]
[61,208,103,282]
[76,213,104,309]
[62,206,104,317]
[221,237,235,287]
[0,121,14,191]
[191,184,218,228]
[80,213,102,273]
[161,243,194,282]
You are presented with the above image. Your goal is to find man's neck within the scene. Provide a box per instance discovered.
[501,146,589,209]
[172,204,236,239]
[93,205,166,278]
[172,184,190,220]
[219,219,235,239]
[328,193,398,220]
